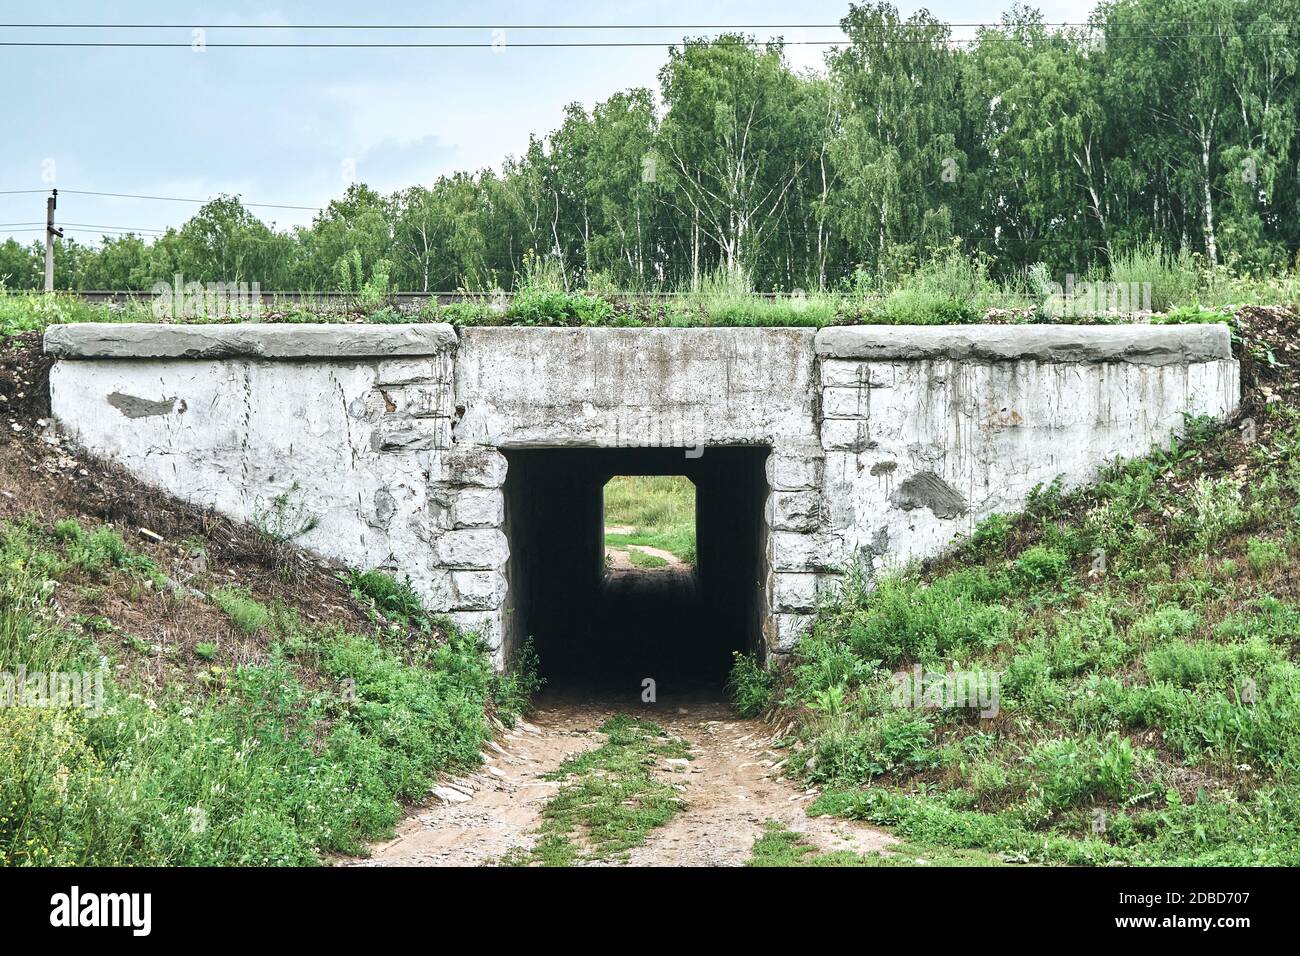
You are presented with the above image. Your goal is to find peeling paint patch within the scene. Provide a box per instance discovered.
[106,392,185,419]
[371,488,397,529]
[890,470,968,519]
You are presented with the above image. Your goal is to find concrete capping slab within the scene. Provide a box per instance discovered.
[457,324,817,348]
[814,323,1232,365]
[43,322,457,359]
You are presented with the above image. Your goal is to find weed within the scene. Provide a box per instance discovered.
[252,482,320,545]
[727,651,776,718]
[490,637,544,725]
[346,569,429,631]
[210,586,271,634]
[1246,537,1287,575]
[507,716,688,865]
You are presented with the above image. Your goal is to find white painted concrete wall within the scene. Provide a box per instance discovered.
[44,322,1239,663]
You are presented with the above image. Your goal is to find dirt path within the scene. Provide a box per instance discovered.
[352,694,894,867]
[605,543,682,570]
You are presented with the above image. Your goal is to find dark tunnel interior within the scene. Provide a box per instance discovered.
[501,446,770,695]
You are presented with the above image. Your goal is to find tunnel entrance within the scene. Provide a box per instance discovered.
[502,447,769,694]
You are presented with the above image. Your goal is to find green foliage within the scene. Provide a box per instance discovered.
[210,586,271,634]
[1156,304,1234,325]
[821,567,1016,667]
[1180,477,1248,550]
[506,716,688,865]
[727,652,777,717]
[968,512,1012,557]
[1245,536,1287,575]
[1107,244,1200,313]
[346,569,429,631]
[622,549,665,568]
[1022,736,1136,812]
[490,637,544,725]
[602,475,697,563]
[808,706,939,785]
[768,383,1300,866]
[0,522,499,865]
[1015,546,1070,588]
[1130,605,1200,644]
[9,3,1298,313]
[1144,639,1276,688]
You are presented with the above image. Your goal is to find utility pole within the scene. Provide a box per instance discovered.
[44,188,62,292]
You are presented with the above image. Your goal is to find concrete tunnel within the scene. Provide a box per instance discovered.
[501,446,770,691]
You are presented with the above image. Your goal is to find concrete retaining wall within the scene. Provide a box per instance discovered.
[45,321,1239,665]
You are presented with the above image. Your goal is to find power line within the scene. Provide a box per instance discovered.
[62,227,162,235]
[62,222,166,234]
[0,22,848,30]
[0,32,1294,49]
[2,19,1296,28]
[0,220,165,232]
[2,39,846,48]
[0,187,320,211]
[56,188,320,211]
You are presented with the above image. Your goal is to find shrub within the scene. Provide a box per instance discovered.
[873,287,979,325]
[1015,546,1070,588]
[969,512,1012,557]
[1216,597,1300,643]
[52,519,85,543]
[1181,477,1248,550]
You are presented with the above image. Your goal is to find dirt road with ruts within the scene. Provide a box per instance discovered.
[350,693,894,867]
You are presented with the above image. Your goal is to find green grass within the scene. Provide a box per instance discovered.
[746,820,1006,867]
[746,821,874,867]
[0,517,513,866]
[5,251,1292,337]
[625,549,669,569]
[603,475,697,564]
[734,391,1300,866]
[501,715,689,866]
[345,569,430,631]
[210,586,272,634]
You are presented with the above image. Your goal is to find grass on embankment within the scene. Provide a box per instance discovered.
[603,475,697,564]
[7,246,1295,335]
[0,516,534,866]
[732,310,1300,867]
[501,715,689,866]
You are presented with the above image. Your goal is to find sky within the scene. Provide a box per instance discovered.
[1,0,1099,244]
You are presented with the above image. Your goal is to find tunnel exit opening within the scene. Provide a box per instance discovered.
[501,447,769,695]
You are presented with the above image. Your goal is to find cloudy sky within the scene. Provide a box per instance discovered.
[1,1,1099,243]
